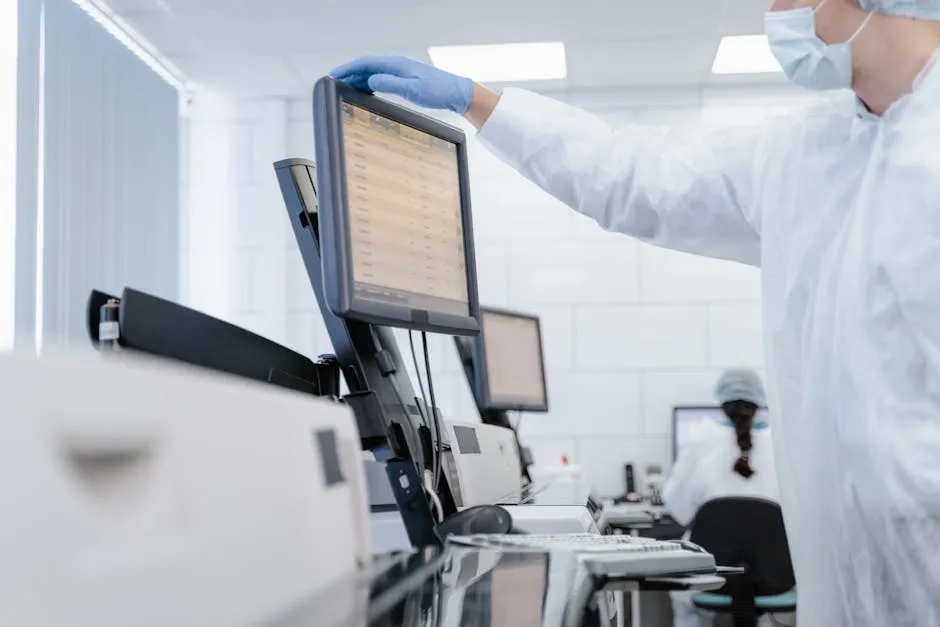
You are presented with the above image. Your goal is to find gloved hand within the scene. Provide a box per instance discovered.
[330,56,475,115]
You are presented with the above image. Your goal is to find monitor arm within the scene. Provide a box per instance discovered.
[275,158,461,548]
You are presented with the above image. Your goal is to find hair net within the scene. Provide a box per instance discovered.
[714,369,767,407]
[859,0,940,20]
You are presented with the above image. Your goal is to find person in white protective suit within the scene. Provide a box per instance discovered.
[663,369,782,627]
[331,0,940,624]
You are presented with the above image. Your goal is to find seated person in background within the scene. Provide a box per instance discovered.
[663,369,780,627]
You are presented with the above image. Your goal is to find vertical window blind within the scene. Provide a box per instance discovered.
[16,0,181,351]
[0,1,17,351]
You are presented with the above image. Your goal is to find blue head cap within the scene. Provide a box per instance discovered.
[860,0,940,20]
[714,369,767,407]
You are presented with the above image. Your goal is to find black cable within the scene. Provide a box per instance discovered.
[369,328,426,478]
[408,331,430,429]
[514,410,523,433]
[422,331,444,490]
[769,613,794,627]
[408,331,435,494]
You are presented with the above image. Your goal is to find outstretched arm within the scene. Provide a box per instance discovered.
[465,83,501,129]
[475,87,763,265]
[332,56,764,265]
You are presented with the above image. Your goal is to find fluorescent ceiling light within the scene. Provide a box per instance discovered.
[428,42,567,82]
[72,0,188,91]
[712,35,782,75]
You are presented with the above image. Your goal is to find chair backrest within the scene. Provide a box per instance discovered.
[689,497,795,597]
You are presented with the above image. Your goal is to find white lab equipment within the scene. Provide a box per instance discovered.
[477,59,940,626]
[527,462,593,504]
[366,419,601,553]
[504,504,600,535]
[443,421,600,535]
[0,351,370,627]
[443,420,523,507]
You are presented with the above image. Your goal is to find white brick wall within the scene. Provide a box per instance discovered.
[181,83,818,497]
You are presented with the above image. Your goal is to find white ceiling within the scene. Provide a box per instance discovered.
[105,0,784,97]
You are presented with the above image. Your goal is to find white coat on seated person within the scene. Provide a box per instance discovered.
[663,370,781,627]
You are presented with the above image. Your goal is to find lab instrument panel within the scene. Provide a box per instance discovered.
[0,351,369,627]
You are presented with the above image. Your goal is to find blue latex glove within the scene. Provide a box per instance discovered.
[330,56,474,115]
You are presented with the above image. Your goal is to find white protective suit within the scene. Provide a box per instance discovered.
[477,59,940,627]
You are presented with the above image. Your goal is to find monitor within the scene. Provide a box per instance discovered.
[475,307,548,412]
[672,405,770,460]
[312,76,481,336]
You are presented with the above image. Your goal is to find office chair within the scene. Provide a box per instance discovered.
[689,497,796,627]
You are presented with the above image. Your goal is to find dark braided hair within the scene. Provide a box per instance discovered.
[722,400,758,478]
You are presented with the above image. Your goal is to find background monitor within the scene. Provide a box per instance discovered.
[313,76,481,336]
[474,307,549,412]
[672,405,770,460]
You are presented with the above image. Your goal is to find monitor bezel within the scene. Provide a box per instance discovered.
[473,306,550,413]
[313,76,481,336]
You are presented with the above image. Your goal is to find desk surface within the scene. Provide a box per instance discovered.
[275,545,725,627]
[272,547,614,627]
[603,503,666,526]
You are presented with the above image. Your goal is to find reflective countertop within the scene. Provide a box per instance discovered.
[271,547,618,627]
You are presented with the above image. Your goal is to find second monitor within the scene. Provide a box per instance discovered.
[473,307,549,413]
[454,307,548,478]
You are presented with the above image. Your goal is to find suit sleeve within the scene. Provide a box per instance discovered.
[477,88,765,266]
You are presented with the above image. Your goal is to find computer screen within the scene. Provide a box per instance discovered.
[342,103,468,315]
[672,406,770,460]
[488,558,547,626]
[475,308,548,412]
[313,77,481,336]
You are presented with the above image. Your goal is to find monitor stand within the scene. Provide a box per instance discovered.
[453,336,533,483]
[275,158,457,549]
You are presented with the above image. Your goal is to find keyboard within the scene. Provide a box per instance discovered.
[446,533,716,579]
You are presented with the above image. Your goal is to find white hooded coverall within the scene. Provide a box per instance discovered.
[477,61,940,627]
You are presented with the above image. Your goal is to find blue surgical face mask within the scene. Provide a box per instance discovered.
[765,1,873,91]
